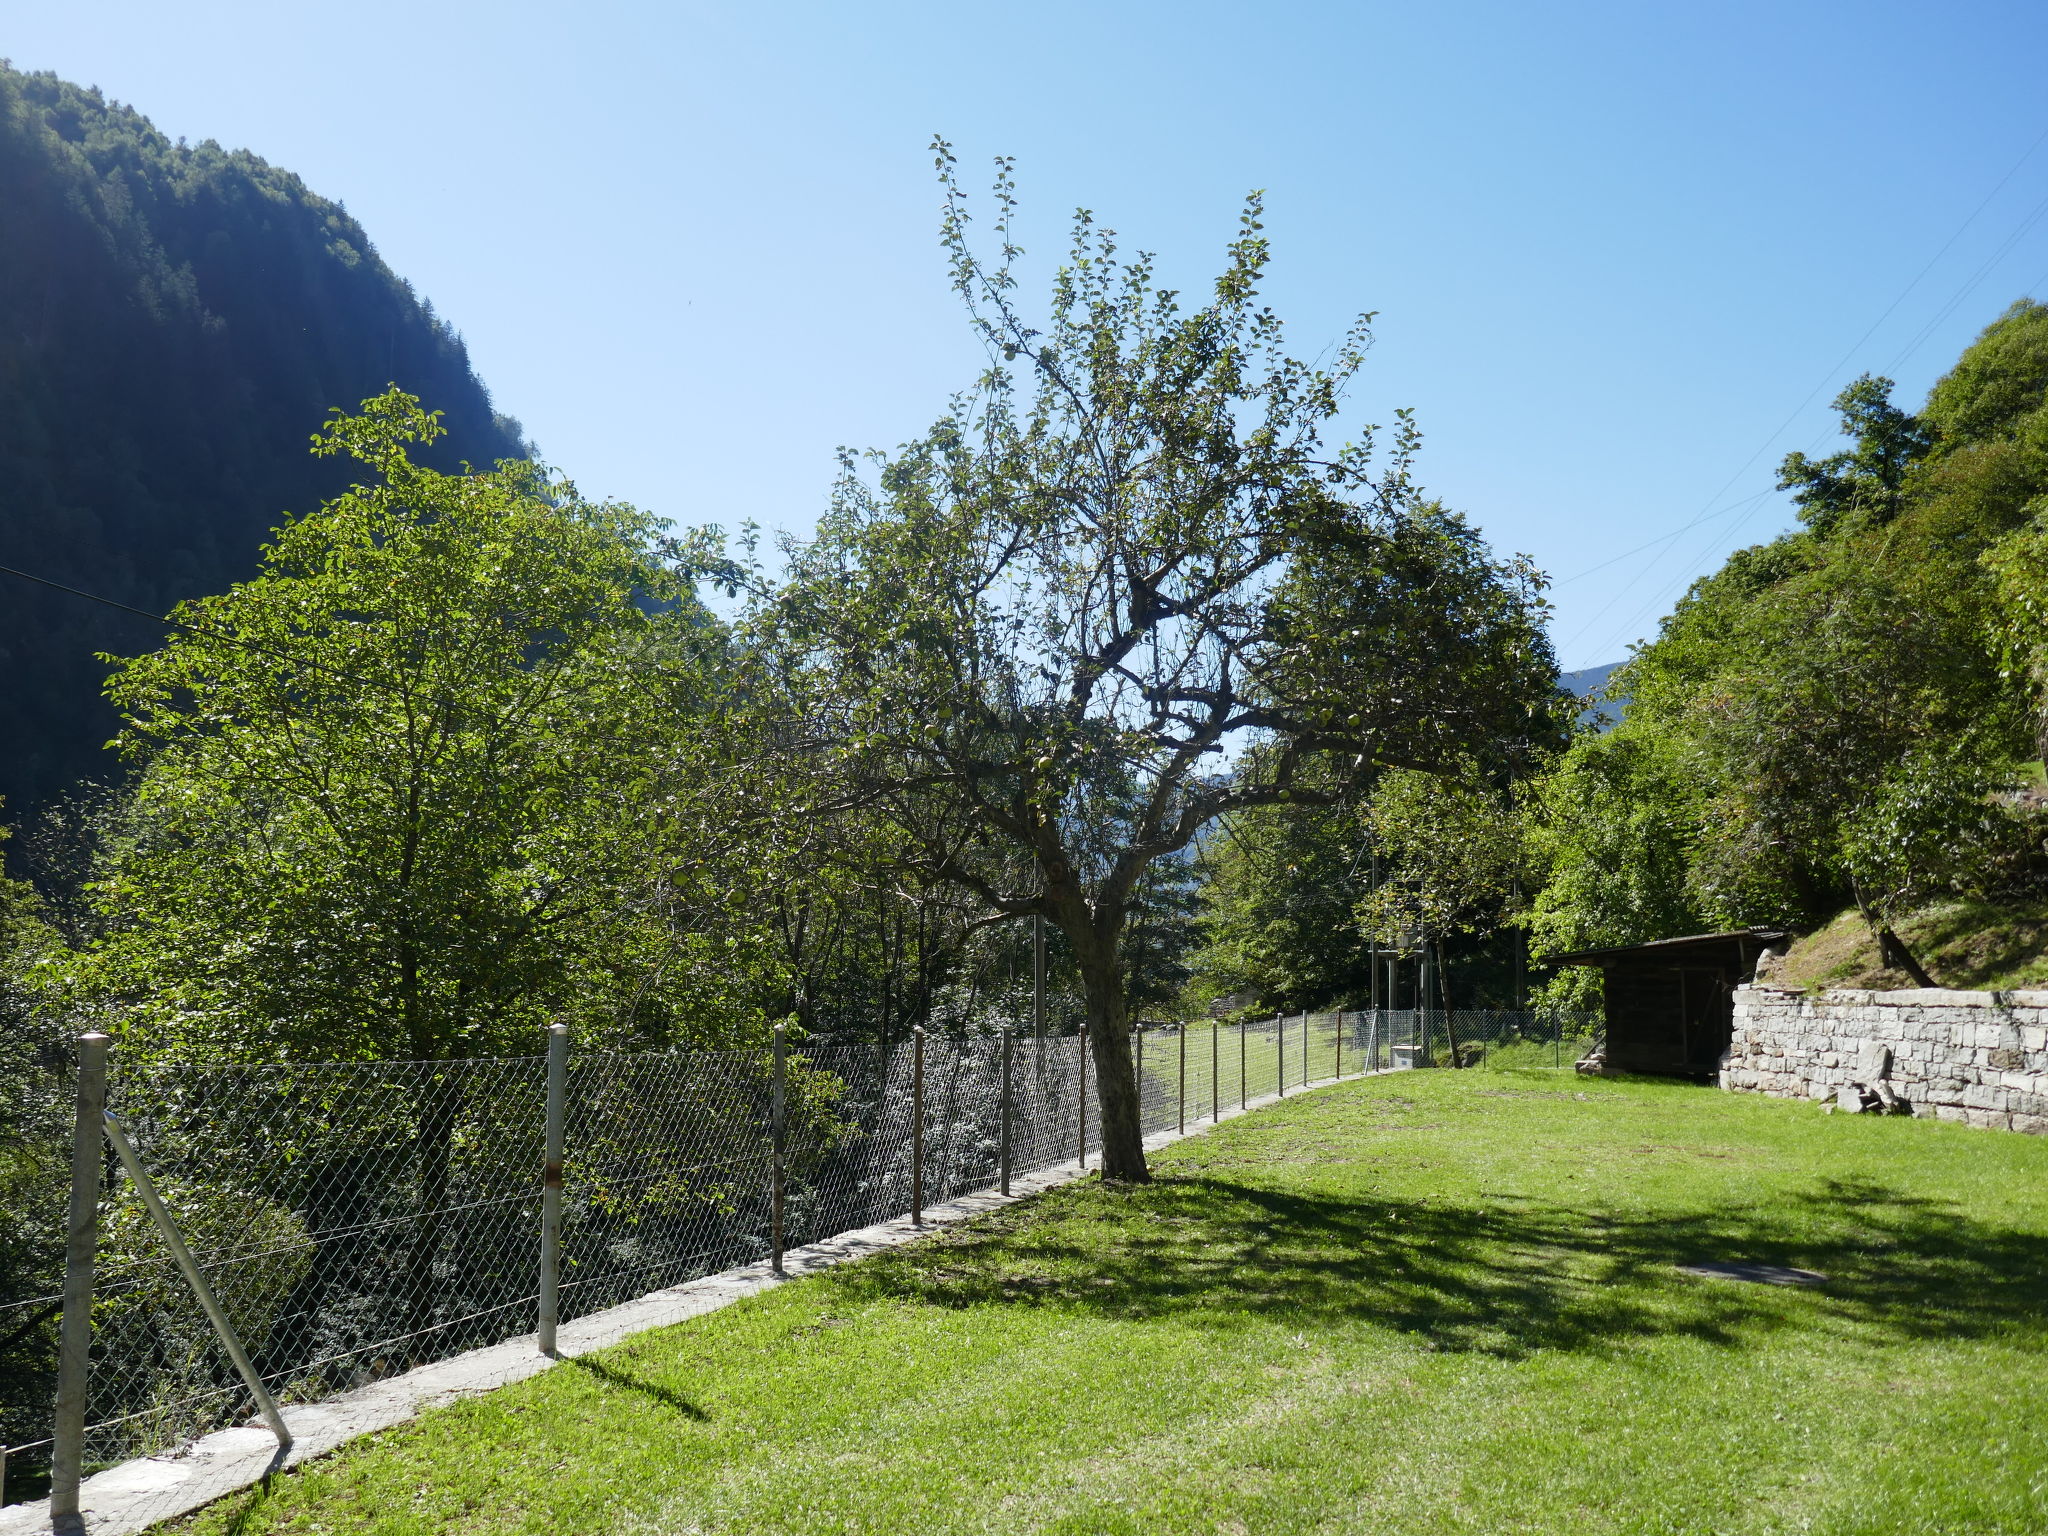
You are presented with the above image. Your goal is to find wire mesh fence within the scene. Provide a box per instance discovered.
[1,1006,1595,1510]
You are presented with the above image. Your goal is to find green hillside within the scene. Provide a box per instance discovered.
[0,64,526,824]
[1528,299,2048,981]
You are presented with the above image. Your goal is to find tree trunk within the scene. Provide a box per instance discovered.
[1437,941,1465,1068]
[1855,893,1937,989]
[1875,922,1937,989]
[1075,952,1148,1182]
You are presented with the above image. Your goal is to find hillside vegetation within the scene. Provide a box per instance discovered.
[1770,899,2048,992]
[0,64,524,822]
[1527,299,2048,992]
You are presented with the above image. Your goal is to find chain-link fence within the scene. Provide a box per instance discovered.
[1,1007,1594,1510]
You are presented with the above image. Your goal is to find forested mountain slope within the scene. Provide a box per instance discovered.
[0,65,526,822]
[1530,299,2048,982]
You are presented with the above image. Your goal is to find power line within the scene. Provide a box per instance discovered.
[0,561,394,699]
[1550,487,1772,589]
[1880,185,2048,376]
[0,559,677,731]
[1555,122,2048,663]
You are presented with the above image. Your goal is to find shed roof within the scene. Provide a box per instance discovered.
[1549,927,1788,968]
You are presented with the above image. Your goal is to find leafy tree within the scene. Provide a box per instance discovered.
[1189,789,1377,1014]
[1525,723,1705,956]
[1121,854,1204,1018]
[1534,301,2048,979]
[68,391,758,1063]
[1356,768,1527,946]
[744,150,1560,1179]
[1776,374,1935,537]
[0,816,66,1460]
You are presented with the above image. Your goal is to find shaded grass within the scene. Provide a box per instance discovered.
[173,1072,2048,1535]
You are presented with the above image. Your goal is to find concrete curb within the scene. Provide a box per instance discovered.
[4,1066,1389,1535]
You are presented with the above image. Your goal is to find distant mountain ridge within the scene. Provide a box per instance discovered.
[0,64,527,822]
[1559,661,1627,731]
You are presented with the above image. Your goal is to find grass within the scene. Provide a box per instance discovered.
[172,1071,2048,1536]
[1775,899,2048,991]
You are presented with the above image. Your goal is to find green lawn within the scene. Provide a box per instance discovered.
[174,1071,2048,1535]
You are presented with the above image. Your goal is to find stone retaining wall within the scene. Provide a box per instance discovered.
[1724,985,2048,1133]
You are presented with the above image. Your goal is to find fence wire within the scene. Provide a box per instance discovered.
[1,1008,1594,1505]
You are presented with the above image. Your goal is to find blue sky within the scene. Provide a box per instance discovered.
[11,0,2048,669]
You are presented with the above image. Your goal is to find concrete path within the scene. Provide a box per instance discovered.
[4,1067,1384,1536]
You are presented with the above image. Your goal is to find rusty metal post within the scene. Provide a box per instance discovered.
[538,1023,568,1355]
[771,1023,787,1273]
[912,1026,925,1225]
[50,1031,109,1525]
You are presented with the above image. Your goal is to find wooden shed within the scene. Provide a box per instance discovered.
[1553,928,1786,1079]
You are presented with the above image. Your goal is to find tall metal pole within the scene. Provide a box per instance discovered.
[1239,1019,1247,1110]
[1077,1028,1088,1169]
[101,1112,291,1450]
[999,1028,1013,1196]
[538,1023,568,1354]
[1032,913,1047,1122]
[1368,849,1382,1013]
[1419,946,1436,1067]
[50,1031,109,1525]
[1337,1009,1344,1079]
[1032,914,1046,1042]
[1513,877,1526,1013]
[770,1023,787,1273]
[1177,1024,1186,1136]
[912,1026,925,1225]
[1277,1015,1285,1098]
[1211,1021,1220,1123]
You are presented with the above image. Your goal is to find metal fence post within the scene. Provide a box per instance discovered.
[912,1026,925,1225]
[538,1023,567,1355]
[1337,1010,1344,1079]
[1277,1015,1285,1098]
[1077,1028,1088,1169]
[1239,1020,1247,1110]
[1000,1029,1013,1196]
[1211,1022,1220,1123]
[1136,1026,1144,1131]
[100,1111,292,1451]
[771,1023,787,1273]
[50,1030,109,1526]
[1177,1024,1186,1135]
[1302,1011,1311,1086]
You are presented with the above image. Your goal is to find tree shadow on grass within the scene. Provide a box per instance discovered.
[567,1354,709,1418]
[827,1174,2048,1359]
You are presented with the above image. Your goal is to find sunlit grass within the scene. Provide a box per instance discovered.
[173,1071,2048,1535]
